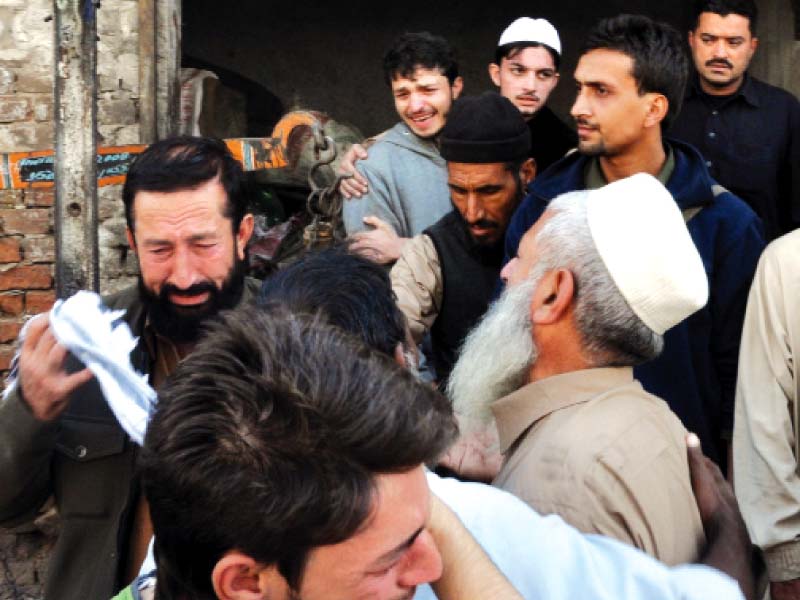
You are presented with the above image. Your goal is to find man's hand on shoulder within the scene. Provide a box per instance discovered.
[688,433,756,600]
[772,579,800,600]
[350,216,408,264]
[338,143,370,199]
[18,314,93,422]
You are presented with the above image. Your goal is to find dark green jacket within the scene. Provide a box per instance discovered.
[0,279,260,600]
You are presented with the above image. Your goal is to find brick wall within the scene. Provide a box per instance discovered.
[0,1,142,597]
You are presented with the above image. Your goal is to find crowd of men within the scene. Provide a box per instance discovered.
[0,1,798,599]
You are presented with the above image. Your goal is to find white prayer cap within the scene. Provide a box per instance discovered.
[585,173,708,335]
[498,17,562,56]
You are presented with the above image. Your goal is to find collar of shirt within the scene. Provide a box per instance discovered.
[584,145,675,190]
[491,367,635,453]
[687,72,760,108]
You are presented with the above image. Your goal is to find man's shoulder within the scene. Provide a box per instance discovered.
[670,141,761,222]
[361,123,441,166]
[763,229,800,268]
[552,385,687,474]
[528,151,587,199]
[747,74,799,106]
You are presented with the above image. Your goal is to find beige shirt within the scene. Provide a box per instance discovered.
[391,233,442,345]
[734,230,800,581]
[492,367,705,565]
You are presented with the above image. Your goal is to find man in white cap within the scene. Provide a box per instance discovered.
[489,17,577,172]
[503,14,765,474]
[449,174,710,566]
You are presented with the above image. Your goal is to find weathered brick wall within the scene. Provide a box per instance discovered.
[0,1,141,597]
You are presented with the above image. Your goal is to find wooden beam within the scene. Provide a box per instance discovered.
[156,0,181,139]
[138,0,157,144]
[53,0,99,297]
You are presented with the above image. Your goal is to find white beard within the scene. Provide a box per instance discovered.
[447,272,541,433]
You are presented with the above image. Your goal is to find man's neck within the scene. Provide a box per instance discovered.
[598,137,666,183]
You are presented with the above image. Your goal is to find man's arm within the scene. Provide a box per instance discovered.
[426,472,744,600]
[427,493,522,600]
[733,238,800,597]
[0,315,92,525]
[390,235,442,345]
[342,159,412,264]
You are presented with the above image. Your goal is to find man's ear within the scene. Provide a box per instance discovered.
[643,94,668,129]
[451,76,464,100]
[212,552,287,600]
[126,227,136,252]
[236,213,255,261]
[393,342,407,368]
[530,269,575,325]
[519,158,536,189]
[488,63,501,88]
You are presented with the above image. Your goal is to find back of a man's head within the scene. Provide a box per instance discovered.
[122,135,248,234]
[258,245,406,358]
[582,14,688,129]
[141,306,457,599]
[383,31,459,86]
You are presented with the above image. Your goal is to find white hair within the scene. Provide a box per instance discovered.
[537,191,664,366]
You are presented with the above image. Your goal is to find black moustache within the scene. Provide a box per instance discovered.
[705,59,733,69]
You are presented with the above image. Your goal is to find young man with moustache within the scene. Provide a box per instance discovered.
[342,32,463,264]
[502,14,764,475]
[0,137,258,600]
[391,92,535,383]
[670,0,800,241]
[489,17,577,172]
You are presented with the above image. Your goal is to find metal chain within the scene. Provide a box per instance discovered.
[303,121,349,249]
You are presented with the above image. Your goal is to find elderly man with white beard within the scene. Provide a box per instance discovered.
[447,173,712,567]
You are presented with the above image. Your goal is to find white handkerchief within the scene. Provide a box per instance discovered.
[4,291,156,445]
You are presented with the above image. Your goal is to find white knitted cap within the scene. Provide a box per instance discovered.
[585,173,708,335]
[498,17,562,56]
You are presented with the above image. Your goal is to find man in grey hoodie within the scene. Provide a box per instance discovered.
[343,32,463,264]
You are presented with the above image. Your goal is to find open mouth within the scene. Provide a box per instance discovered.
[409,112,436,128]
[169,291,211,307]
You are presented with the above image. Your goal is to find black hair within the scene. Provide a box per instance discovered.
[142,306,457,600]
[258,244,407,358]
[494,42,561,71]
[582,14,688,130]
[122,136,249,235]
[691,0,758,34]
[383,31,459,86]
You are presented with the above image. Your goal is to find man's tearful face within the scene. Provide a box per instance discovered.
[447,162,523,247]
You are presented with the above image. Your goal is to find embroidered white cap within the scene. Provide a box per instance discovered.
[585,173,708,335]
[498,17,562,56]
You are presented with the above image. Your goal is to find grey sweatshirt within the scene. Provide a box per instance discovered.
[343,122,452,238]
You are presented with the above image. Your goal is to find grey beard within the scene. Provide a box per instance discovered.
[447,271,541,432]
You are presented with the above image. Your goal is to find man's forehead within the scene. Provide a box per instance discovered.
[504,45,556,69]
[447,161,508,180]
[132,178,230,230]
[391,67,448,88]
[695,11,753,37]
[575,48,635,84]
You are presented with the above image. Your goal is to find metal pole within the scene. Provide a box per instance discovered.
[53,0,99,297]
